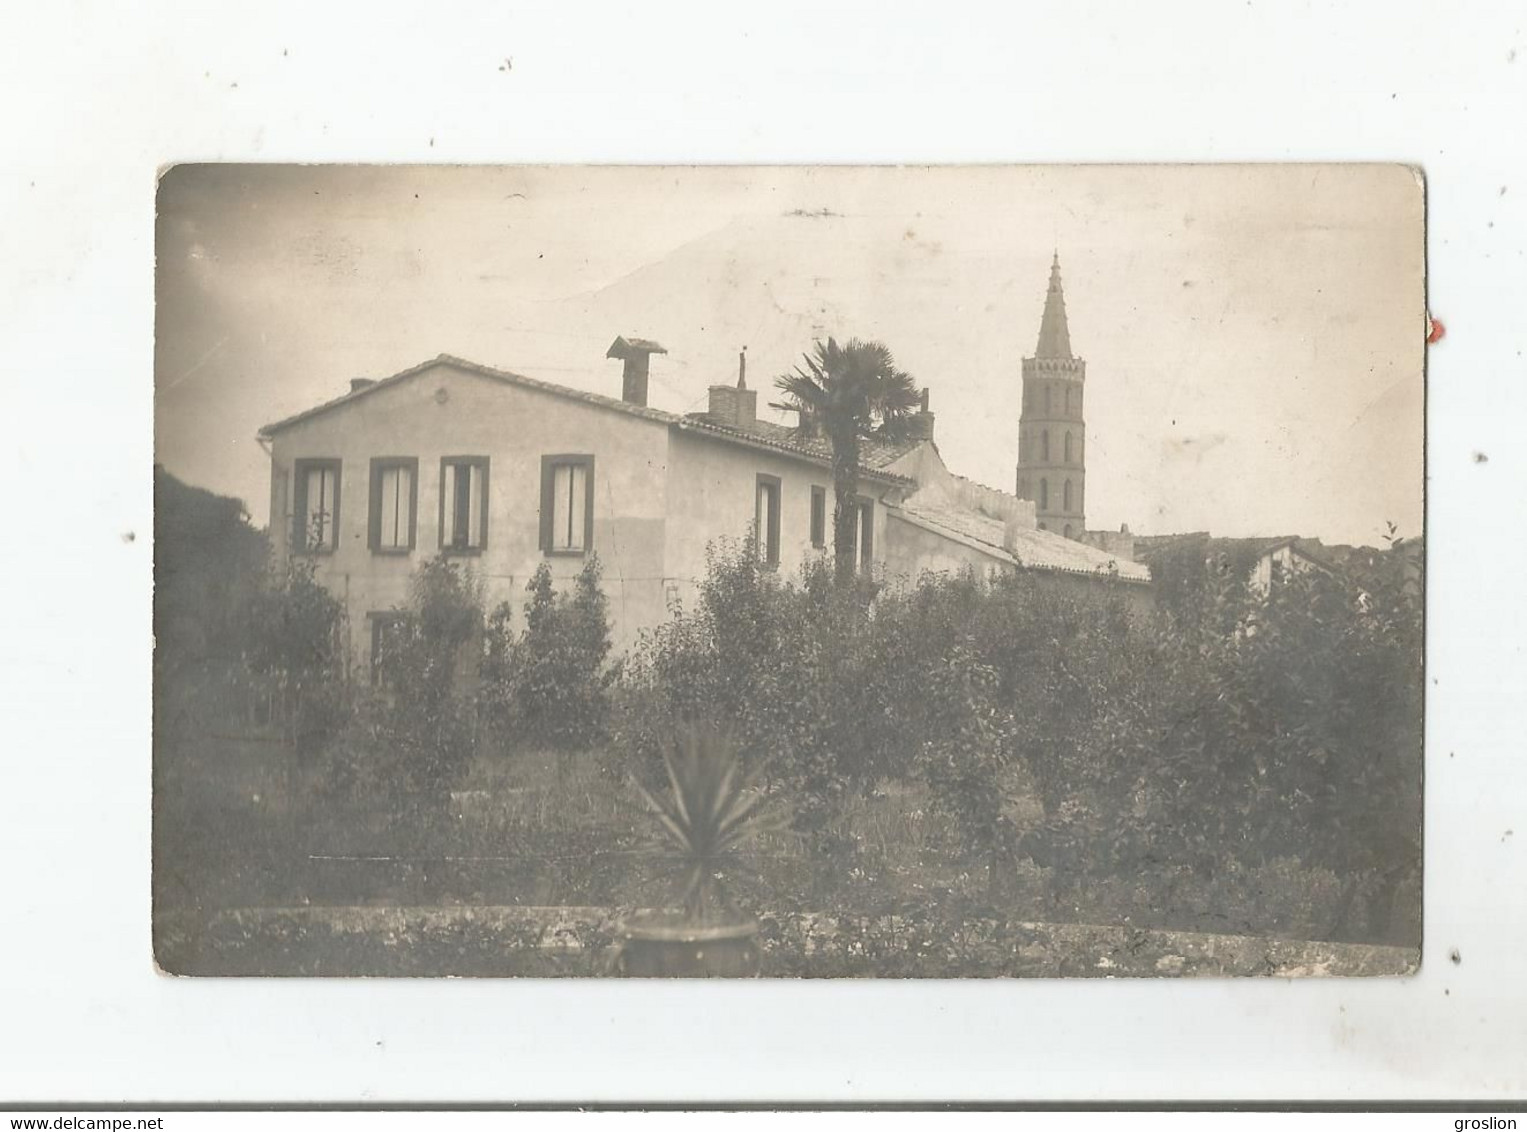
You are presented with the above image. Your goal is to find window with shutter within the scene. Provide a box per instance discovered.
[440,456,489,552]
[809,485,827,549]
[540,454,595,556]
[292,458,342,553]
[369,457,418,553]
[755,474,781,567]
[854,498,875,570]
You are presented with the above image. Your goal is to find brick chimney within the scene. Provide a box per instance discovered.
[606,336,667,407]
[708,347,757,427]
[349,377,376,394]
[1001,495,1038,553]
[1003,514,1021,554]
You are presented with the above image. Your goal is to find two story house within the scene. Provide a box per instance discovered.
[258,340,1150,667]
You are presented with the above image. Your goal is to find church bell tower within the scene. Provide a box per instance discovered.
[1016,253,1086,538]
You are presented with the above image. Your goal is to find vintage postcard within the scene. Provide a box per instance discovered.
[153,164,1424,977]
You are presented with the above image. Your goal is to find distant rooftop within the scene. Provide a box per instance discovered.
[1134,533,1345,575]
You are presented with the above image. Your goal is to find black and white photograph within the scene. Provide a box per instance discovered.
[14,0,1527,1111]
[151,163,1426,979]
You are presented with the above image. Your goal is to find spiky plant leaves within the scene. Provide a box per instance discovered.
[628,719,789,924]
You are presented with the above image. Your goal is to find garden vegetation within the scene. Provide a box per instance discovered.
[154,471,1422,951]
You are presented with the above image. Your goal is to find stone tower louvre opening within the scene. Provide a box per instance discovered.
[1015,253,1086,536]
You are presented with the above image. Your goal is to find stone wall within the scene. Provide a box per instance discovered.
[156,904,1417,979]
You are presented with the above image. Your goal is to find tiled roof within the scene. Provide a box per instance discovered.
[681,412,922,477]
[892,501,1152,584]
[258,354,915,485]
[257,354,679,437]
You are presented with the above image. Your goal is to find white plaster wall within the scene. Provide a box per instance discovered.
[662,429,895,605]
[267,361,673,657]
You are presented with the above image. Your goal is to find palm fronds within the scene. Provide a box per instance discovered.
[774,337,922,443]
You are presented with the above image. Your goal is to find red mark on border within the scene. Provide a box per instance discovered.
[1427,316,1446,344]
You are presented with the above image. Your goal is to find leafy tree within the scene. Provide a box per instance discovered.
[775,338,921,583]
[481,557,615,751]
[1230,541,1422,940]
[153,466,269,666]
[916,644,1023,902]
[245,556,348,752]
[610,532,1422,944]
[367,556,484,797]
[1094,537,1423,942]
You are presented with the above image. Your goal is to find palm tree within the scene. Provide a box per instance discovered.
[775,338,922,584]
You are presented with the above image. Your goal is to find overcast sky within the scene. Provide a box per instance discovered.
[155,164,1424,546]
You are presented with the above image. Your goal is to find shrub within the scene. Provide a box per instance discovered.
[1043,536,1423,943]
[481,556,615,752]
[335,556,484,801]
[612,541,914,846]
[915,644,1022,902]
[610,531,1423,944]
[244,556,349,753]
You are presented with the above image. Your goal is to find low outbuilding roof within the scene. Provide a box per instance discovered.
[891,501,1153,584]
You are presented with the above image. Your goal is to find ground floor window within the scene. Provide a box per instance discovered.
[809,485,827,548]
[368,611,413,685]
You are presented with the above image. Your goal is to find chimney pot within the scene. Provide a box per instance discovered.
[350,377,376,394]
[710,348,757,426]
[606,335,667,407]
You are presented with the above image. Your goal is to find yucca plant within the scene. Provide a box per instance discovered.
[630,720,787,925]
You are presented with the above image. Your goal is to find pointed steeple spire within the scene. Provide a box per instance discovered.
[1034,251,1073,360]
